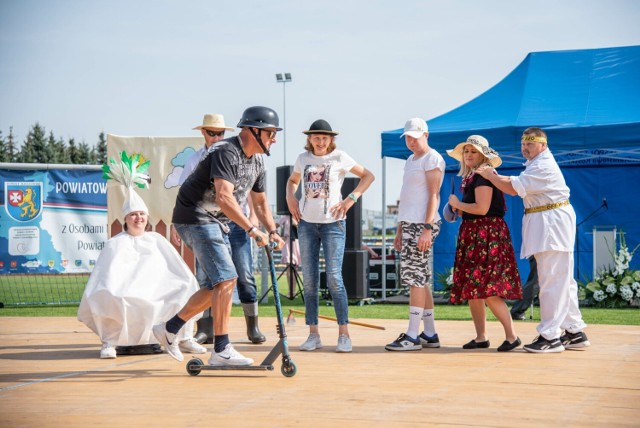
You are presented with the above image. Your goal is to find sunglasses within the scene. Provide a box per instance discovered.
[261,129,277,139]
[205,130,225,137]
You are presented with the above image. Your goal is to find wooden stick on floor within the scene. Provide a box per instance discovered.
[288,309,386,330]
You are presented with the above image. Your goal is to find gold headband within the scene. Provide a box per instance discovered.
[521,135,547,144]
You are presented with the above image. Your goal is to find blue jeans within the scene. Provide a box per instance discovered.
[228,221,258,303]
[298,219,349,326]
[174,223,237,287]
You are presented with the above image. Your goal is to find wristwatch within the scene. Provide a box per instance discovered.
[424,223,433,230]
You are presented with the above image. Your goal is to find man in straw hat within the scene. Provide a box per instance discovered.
[476,127,590,353]
[171,114,268,345]
[154,106,285,365]
[385,118,446,352]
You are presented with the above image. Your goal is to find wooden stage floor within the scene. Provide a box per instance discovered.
[0,316,638,427]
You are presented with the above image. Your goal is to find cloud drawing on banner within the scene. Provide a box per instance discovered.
[164,148,196,189]
[164,167,183,189]
[173,148,195,166]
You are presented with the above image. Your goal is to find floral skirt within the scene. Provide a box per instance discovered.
[449,217,522,304]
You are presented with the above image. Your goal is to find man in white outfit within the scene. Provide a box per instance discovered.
[477,127,590,353]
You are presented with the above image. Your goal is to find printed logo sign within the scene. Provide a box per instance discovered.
[5,182,43,222]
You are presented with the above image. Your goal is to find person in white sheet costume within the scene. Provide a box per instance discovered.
[78,152,205,359]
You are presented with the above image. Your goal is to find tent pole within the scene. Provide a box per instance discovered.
[381,156,387,301]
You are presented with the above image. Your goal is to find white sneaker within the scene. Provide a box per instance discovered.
[152,323,183,362]
[100,343,116,359]
[336,335,352,353]
[179,338,207,354]
[299,333,322,351]
[207,344,254,366]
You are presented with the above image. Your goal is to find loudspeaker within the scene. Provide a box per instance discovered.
[368,261,398,290]
[320,250,369,299]
[276,165,294,215]
[341,177,362,250]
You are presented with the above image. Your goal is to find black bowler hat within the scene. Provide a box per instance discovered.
[302,119,339,136]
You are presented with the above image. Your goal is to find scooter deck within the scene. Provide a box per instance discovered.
[186,356,297,377]
[188,361,273,372]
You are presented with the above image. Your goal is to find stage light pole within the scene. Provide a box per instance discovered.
[275,73,292,165]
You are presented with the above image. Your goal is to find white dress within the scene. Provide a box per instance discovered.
[77,231,200,346]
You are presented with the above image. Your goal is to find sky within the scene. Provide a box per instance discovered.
[1,0,639,212]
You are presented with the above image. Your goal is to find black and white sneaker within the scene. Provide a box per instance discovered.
[560,331,591,350]
[385,333,422,351]
[523,335,564,353]
[419,332,441,348]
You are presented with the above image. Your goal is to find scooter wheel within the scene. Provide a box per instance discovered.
[186,358,203,376]
[281,360,297,377]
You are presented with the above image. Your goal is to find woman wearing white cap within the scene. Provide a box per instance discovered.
[446,136,522,352]
[78,152,205,359]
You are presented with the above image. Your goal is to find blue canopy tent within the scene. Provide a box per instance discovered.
[380,46,640,290]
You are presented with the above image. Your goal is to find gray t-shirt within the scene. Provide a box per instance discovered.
[172,136,266,225]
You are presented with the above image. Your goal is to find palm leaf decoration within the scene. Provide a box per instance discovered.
[102,151,151,189]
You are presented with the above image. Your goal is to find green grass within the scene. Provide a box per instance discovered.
[2,274,637,325]
[0,274,87,305]
[2,296,638,325]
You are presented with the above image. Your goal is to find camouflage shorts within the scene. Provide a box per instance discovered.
[399,221,441,288]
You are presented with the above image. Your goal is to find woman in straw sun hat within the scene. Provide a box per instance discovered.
[446,135,523,352]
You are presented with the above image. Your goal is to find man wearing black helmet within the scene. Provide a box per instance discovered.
[153,106,285,366]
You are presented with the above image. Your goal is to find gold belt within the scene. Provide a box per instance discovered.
[524,199,570,214]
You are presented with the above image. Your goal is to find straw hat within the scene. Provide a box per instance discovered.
[446,135,502,168]
[193,114,234,131]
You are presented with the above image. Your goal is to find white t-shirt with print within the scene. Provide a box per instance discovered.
[397,149,445,224]
[293,149,357,224]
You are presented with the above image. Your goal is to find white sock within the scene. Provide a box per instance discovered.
[407,306,423,339]
[423,309,436,336]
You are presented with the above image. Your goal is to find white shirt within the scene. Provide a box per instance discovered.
[511,149,576,258]
[397,149,445,224]
[178,146,208,185]
[293,149,357,224]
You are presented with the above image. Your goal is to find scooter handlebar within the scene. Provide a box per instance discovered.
[255,235,277,249]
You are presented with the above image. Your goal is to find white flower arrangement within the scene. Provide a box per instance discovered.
[436,267,455,292]
[584,231,640,308]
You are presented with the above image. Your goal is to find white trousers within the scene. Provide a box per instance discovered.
[535,251,587,340]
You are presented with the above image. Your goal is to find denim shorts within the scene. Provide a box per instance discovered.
[174,223,237,288]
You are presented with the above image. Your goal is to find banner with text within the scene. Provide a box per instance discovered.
[0,169,107,274]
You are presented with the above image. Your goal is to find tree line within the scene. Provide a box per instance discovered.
[0,123,107,165]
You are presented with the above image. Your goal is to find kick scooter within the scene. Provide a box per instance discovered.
[185,242,297,377]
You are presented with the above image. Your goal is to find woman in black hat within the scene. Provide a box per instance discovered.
[286,119,374,353]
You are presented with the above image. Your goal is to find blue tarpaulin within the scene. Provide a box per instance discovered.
[381,46,640,286]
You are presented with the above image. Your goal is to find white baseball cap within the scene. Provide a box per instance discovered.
[400,118,429,138]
